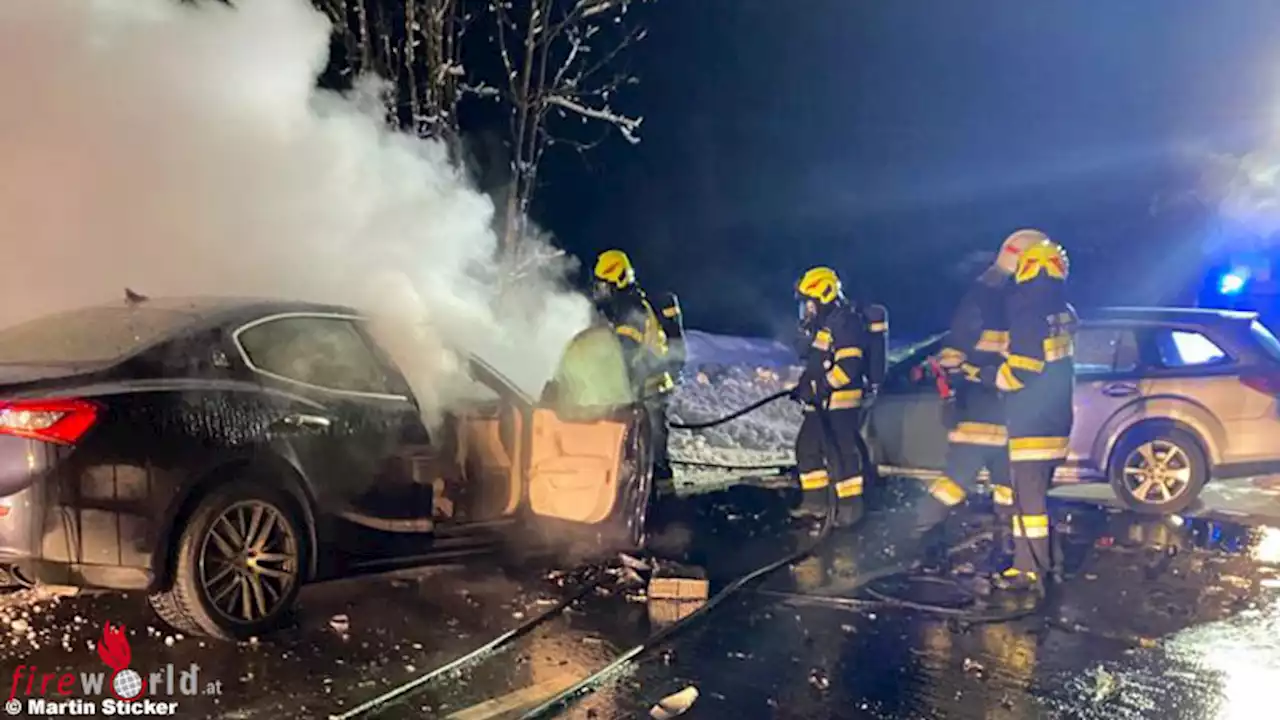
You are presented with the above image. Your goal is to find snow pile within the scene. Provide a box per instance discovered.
[670,364,802,459]
[683,330,798,369]
[669,332,931,486]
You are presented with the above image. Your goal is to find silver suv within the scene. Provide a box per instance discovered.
[866,307,1280,515]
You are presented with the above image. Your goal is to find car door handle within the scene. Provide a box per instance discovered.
[1101,382,1139,398]
[274,413,333,429]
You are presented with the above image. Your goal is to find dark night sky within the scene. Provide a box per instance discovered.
[534,0,1280,339]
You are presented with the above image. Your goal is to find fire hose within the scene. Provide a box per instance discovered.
[667,388,791,430]
[520,402,905,719]
[664,375,1044,616]
[864,355,1048,621]
[521,378,1052,716]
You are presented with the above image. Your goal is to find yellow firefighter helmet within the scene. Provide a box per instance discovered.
[594,249,636,289]
[1015,239,1069,283]
[796,266,843,305]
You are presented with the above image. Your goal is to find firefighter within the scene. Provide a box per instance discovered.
[980,229,1076,593]
[791,267,870,527]
[592,250,676,482]
[915,261,1016,569]
[647,289,686,486]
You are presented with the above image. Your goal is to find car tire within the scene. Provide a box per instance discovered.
[148,481,308,641]
[1107,425,1207,516]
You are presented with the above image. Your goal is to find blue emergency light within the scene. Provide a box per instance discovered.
[1218,269,1249,296]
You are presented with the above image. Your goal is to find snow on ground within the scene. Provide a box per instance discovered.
[668,330,929,492]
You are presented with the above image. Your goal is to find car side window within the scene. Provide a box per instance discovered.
[1073,328,1139,375]
[883,342,942,393]
[1156,329,1228,368]
[237,316,395,395]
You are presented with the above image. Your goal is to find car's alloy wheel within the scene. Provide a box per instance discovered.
[197,501,300,625]
[1108,426,1207,515]
[149,481,308,640]
[1121,440,1194,506]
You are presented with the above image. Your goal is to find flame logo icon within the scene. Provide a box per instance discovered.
[97,623,143,702]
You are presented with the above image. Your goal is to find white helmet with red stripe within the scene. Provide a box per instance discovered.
[994,229,1050,276]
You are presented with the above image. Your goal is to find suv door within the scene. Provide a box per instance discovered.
[864,337,951,476]
[235,314,432,529]
[1068,323,1148,474]
[1144,326,1265,459]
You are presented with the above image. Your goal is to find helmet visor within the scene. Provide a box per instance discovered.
[798,298,818,324]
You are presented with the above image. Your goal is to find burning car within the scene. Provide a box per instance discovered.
[0,297,652,639]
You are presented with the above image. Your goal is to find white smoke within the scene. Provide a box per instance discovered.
[0,0,590,422]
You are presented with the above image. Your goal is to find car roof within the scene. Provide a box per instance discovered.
[120,295,354,316]
[1082,306,1258,327]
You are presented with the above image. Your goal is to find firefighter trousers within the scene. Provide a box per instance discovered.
[918,437,1014,528]
[795,408,864,524]
[1009,456,1061,576]
[645,395,673,487]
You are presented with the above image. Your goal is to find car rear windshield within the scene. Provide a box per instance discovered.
[0,306,194,366]
[1251,320,1280,363]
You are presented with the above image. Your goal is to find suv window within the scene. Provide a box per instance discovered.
[1156,329,1228,368]
[1074,328,1139,374]
[238,316,395,394]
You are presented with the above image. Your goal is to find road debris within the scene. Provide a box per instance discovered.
[329,614,350,635]
[619,553,651,573]
[1088,666,1117,704]
[808,669,830,691]
[649,685,698,719]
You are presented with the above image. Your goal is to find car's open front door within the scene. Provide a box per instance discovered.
[523,404,647,555]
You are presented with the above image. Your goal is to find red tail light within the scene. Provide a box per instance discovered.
[1242,371,1280,396]
[0,398,99,445]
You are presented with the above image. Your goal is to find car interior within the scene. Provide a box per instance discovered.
[435,356,633,529]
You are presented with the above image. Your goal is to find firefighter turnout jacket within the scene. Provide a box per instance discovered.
[939,269,1009,443]
[979,256,1076,462]
[600,289,674,398]
[797,305,869,411]
[650,290,687,380]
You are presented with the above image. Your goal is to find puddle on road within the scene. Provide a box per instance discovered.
[4,486,1280,719]
[571,493,1280,720]
[0,564,605,720]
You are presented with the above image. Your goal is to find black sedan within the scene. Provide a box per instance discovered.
[0,297,651,639]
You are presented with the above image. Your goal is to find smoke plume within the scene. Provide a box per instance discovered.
[0,0,590,421]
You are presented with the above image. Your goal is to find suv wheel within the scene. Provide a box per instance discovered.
[149,482,307,640]
[1108,426,1207,515]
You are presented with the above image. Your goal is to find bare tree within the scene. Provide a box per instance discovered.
[316,0,470,149]
[484,0,652,253]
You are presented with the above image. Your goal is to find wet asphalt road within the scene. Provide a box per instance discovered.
[4,478,1280,719]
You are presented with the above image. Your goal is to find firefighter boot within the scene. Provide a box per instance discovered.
[791,488,829,522]
[979,523,1015,576]
[989,567,1044,595]
[792,467,830,521]
[653,457,675,496]
[834,497,864,529]
[915,520,953,576]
